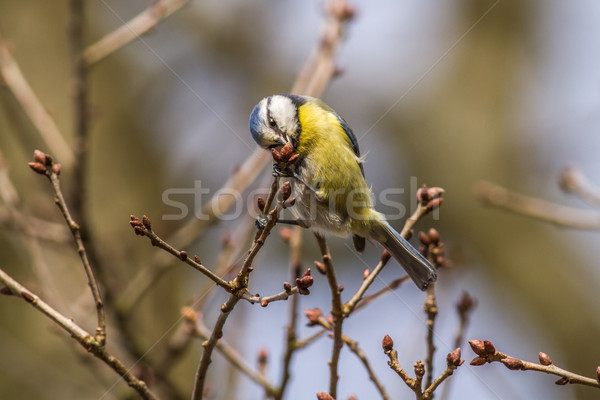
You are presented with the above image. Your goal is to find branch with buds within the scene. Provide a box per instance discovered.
[382,334,464,400]
[468,339,600,389]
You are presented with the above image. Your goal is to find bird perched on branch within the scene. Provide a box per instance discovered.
[249,94,436,290]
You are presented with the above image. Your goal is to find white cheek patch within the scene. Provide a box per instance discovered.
[269,96,297,133]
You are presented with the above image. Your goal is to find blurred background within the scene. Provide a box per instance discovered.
[1,0,600,399]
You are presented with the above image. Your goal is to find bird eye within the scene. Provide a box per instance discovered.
[268,117,277,128]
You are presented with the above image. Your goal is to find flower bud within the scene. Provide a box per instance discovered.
[538,352,552,366]
[382,334,394,352]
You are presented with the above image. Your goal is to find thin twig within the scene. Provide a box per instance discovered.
[191,180,281,400]
[439,292,476,400]
[82,0,191,67]
[0,269,158,400]
[275,226,303,400]
[468,339,600,389]
[314,233,343,399]
[475,181,600,229]
[29,155,107,344]
[344,336,390,400]
[0,39,74,166]
[423,284,437,389]
[185,311,278,397]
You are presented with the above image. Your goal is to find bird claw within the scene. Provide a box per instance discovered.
[255,215,268,230]
[272,164,293,178]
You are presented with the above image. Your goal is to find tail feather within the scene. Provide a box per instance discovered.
[375,223,437,291]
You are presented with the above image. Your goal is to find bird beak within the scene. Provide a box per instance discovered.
[276,135,288,146]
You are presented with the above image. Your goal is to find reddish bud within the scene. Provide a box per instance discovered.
[314,261,326,275]
[457,291,475,314]
[447,348,462,367]
[381,249,391,263]
[181,306,199,323]
[430,197,443,210]
[468,340,487,357]
[418,231,430,245]
[316,392,334,400]
[417,184,430,204]
[43,153,53,166]
[470,357,486,366]
[194,255,201,264]
[33,150,46,164]
[483,340,496,355]
[596,366,600,382]
[133,226,144,236]
[283,197,296,208]
[261,300,268,307]
[501,357,525,371]
[382,334,394,352]
[257,197,266,212]
[28,162,46,174]
[256,238,264,245]
[428,228,440,244]
[304,308,323,326]
[287,154,299,164]
[283,282,292,293]
[258,348,268,364]
[179,251,188,261]
[279,227,292,242]
[21,291,34,303]
[271,148,282,162]
[52,163,61,175]
[278,181,292,201]
[0,287,12,295]
[362,268,370,280]
[538,352,552,366]
[142,215,152,230]
[555,377,569,385]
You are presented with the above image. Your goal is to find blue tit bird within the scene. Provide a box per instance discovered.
[249,94,437,290]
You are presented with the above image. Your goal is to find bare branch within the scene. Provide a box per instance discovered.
[468,339,600,389]
[314,233,343,399]
[0,40,74,166]
[28,152,106,344]
[82,0,191,67]
[475,180,600,229]
[0,269,158,400]
[191,179,281,400]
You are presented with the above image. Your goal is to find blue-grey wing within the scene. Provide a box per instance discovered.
[336,115,365,177]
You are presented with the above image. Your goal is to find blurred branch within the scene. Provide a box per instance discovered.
[82,0,191,67]
[0,150,68,309]
[28,151,106,344]
[182,307,279,397]
[559,166,600,208]
[468,339,600,389]
[0,39,74,166]
[440,291,476,400]
[475,180,600,229]
[0,269,158,400]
